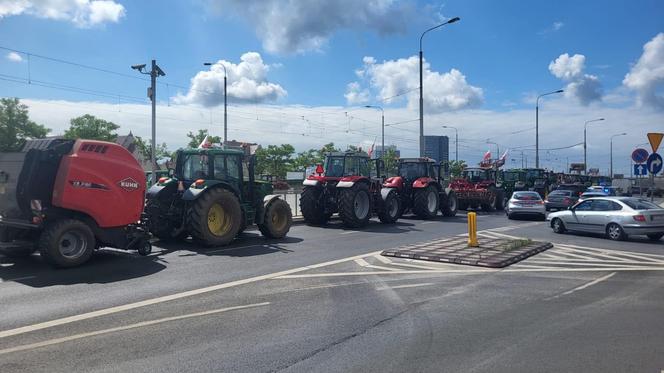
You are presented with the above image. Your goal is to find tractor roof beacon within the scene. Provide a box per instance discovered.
[145,147,292,246]
[300,151,401,227]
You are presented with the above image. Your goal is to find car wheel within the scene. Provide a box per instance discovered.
[551,218,566,234]
[606,223,627,241]
[507,213,513,220]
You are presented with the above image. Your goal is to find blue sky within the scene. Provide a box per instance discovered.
[0,0,663,174]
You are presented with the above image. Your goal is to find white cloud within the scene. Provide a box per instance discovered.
[344,82,370,105]
[174,52,287,106]
[6,51,22,62]
[549,53,602,105]
[552,21,564,31]
[0,0,125,27]
[548,53,585,80]
[623,33,664,110]
[351,55,483,112]
[205,0,417,54]
[539,21,564,35]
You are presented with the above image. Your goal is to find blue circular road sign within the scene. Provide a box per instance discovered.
[632,148,649,163]
[647,153,663,175]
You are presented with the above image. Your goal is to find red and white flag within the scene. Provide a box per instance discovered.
[482,150,491,162]
[368,141,375,158]
[198,135,212,149]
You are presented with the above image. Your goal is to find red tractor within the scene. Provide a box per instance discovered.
[300,151,400,228]
[450,167,505,211]
[383,158,458,219]
[0,139,151,268]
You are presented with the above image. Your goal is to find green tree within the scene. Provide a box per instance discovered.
[64,114,119,141]
[319,142,340,154]
[186,129,221,148]
[134,136,170,163]
[382,147,399,176]
[448,160,467,178]
[291,143,341,171]
[0,98,50,152]
[255,144,295,179]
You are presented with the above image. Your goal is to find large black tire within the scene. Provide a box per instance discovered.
[188,188,242,246]
[146,199,187,241]
[495,189,505,211]
[338,183,372,228]
[440,191,458,217]
[38,219,95,268]
[481,187,498,212]
[258,198,293,238]
[413,185,439,219]
[378,189,401,224]
[300,187,329,226]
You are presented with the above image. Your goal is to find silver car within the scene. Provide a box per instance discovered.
[506,191,546,220]
[548,197,664,241]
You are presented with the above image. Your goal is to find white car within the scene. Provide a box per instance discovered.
[506,191,546,220]
[547,197,664,241]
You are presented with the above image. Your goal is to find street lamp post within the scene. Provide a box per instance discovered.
[584,118,605,175]
[442,125,458,162]
[535,89,564,169]
[364,105,384,159]
[203,62,228,144]
[419,17,460,157]
[131,60,165,185]
[610,133,627,178]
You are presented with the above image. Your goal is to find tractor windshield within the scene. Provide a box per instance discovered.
[324,156,345,177]
[181,154,209,180]
[399,162,427,180]
[503,171,522,182]
[525,169,544,179]
[463,169,488,182]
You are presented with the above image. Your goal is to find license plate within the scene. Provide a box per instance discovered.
[652,215,664,221]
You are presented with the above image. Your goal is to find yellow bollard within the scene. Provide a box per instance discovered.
[468,212,479,247]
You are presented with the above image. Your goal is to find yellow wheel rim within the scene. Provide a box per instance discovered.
[208,203,231,236]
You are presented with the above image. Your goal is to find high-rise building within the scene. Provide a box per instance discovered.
[371,145,401,159]
[423,135,449,163]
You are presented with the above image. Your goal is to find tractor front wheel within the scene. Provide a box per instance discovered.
[339,183,372,228]
[188,188,242,246]
[300,187,329,226]
[378,190,401,224]
[258,199,293,238]
[414,185,439,219]
[440,191,458,217]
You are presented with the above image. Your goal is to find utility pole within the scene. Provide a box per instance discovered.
[365,105,385,160]
[610,133,626,178]
[203,62,228,144]
[418,17,460,157]
[132,60,165,185]
[584,118,605,175]
[442,125,458,162]
[535,89,564,168]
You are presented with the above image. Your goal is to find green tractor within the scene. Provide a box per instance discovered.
[499,169,526,205]
[145,147,292,246]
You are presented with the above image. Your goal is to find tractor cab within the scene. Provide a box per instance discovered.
[461,168,495,186]
[523,168,549,197]
[396,158,439,182]
[305,151,384,185]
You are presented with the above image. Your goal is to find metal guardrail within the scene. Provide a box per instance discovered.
[275,192,302,217]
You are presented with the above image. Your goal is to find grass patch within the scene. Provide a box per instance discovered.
[500,239,533,252]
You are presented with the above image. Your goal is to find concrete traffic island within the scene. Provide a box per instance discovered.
[381,236,552,268]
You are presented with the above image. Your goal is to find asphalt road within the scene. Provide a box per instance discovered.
[1,210,663,372]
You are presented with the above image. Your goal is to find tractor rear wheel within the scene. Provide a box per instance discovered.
[440,191,458,217]
[300,187,329,226]
[495,189,506,211]
[482,187,498,212]
[378,189,401,224]
[258,199,293,238]
[146,199,187,241]
[188,188,242,246]
[338,183,372,228]
[414,185,439,219]
[38,219,95,268]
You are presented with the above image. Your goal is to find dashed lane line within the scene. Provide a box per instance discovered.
[545,272,617,300]
[0,302,270,356]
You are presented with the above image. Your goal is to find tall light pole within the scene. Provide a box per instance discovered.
[204,62,228,144]
[535,89,564,169]
[584,117,605,175]
[419,16,460,157]
[132,60,165,185]
[610,132,627,178]
[442,125,458,162]
[364,105,384,159]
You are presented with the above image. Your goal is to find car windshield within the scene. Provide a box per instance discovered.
[399,162,427,179]
[513,192,541,200]
[623,199,661,210]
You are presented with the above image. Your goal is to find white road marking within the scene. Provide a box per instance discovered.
[373,254,392,264]
[420,221,438,225]
[1,263,15,267]
[340,231,360,235]
[522,260,651,268]
[557,243,664,259]
[376,282,434,290]
[557,244,664,263]
[354,258,398,271]
[0,250,383,339]
[0,302,269,356]
[561,272,616,296]
[556,246,653,263]
[380,260,445,270]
